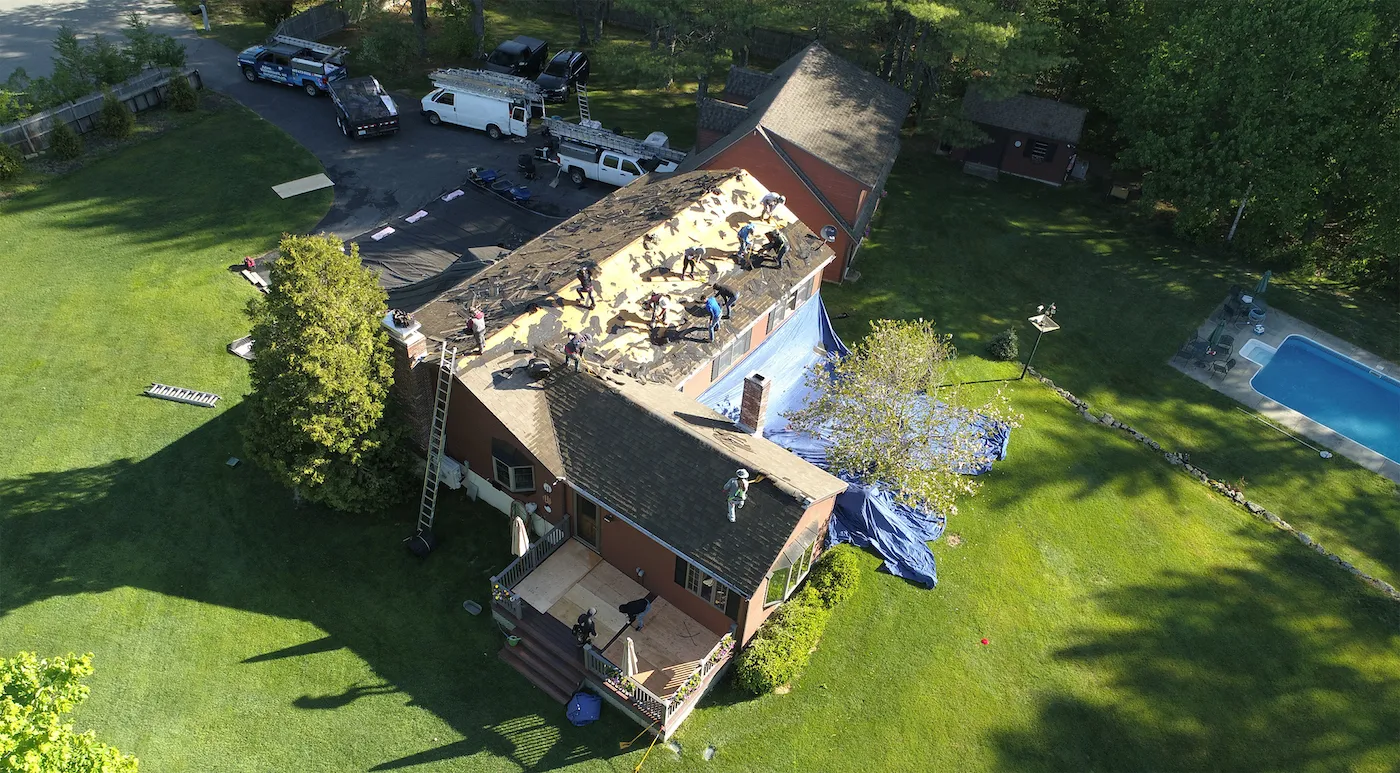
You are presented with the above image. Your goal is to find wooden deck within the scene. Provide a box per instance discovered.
[514,540,724,698]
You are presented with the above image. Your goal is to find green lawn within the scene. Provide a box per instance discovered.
[3,100,1397,773]
[0,105,634,772]
[821,148,1400,589]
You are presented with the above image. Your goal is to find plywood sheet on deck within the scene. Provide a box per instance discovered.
[515,540,600,614]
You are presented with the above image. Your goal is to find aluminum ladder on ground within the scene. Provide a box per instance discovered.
[541,117,688,165]
[429,68,545,112]
[416,345,458,536]
[576,83,591,123]
[144,383,220,408]
[271,34,345,61]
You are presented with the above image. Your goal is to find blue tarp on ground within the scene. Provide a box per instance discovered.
[698,294,1009,589]
[566,691,602,726]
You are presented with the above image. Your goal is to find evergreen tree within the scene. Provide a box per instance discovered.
[243,234,410,513]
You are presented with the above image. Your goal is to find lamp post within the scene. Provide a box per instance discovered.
[1021,305,1060,380]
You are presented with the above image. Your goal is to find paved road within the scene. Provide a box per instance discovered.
[4,0,605,239]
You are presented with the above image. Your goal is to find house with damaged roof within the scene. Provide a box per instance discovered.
[385,168,847,737]
[681,43,913,284]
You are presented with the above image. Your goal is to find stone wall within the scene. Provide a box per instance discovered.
[1025,367,1400,602]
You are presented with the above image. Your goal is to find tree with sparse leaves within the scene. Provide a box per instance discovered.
[786,319,1018,516]
[0,652,139,773]
[243,234,411,513]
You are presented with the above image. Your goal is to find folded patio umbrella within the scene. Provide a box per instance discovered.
[1208,320,1226,347]
[510,515,529,557]
[625,637,639,677]
[1255,270,1272,297]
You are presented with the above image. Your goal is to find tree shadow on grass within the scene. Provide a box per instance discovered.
[991,537,1400,772]
[0,405,630,772]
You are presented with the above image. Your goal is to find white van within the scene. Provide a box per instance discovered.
[420,87,535,140]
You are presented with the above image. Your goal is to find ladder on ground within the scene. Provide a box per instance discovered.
[541,116,688,165]
[144,383,220,408]
[416,345,458,536]
[429,68,545,113]
[576,83,591,123]
[270,34,346,62]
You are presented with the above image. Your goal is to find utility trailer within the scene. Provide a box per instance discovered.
[330,76,399,139]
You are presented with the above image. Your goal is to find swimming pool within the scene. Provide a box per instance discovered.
[1251,335,1400,463]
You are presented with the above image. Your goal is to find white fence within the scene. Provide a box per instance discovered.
[1,68,204,156]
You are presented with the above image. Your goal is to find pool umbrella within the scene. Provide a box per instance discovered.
[510,515,529,557]
[625,637,639,677]
[1254,270,1272,297]
[1208,321,1226,347]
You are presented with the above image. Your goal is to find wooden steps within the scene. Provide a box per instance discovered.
[496,603,588,705]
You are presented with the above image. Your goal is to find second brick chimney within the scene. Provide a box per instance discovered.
[737,373,770,435]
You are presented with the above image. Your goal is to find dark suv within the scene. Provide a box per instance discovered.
[536,50,590,102]
[482,36,548,79]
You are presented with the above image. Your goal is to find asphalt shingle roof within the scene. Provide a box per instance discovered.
[681,43,913,188]
[961,89,1087,144]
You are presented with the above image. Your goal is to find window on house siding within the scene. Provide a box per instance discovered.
[763,530,820,607]
[710,325,755,382]
[490,438,536,492]
[676,556,738,619]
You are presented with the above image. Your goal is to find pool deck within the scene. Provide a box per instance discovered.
[1171,299,1400,484]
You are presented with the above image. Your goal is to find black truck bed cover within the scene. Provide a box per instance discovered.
[330,76,397,122]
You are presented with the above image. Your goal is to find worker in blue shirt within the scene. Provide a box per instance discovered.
[705,293,724,342]
[736,222,755,267]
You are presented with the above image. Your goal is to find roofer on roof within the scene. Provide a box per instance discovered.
[760,192,786,220]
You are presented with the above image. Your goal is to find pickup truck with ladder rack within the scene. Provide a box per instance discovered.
[537,117,688,187]
[238,35,347,97]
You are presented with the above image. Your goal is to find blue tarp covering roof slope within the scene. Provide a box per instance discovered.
[698,295,1009,588]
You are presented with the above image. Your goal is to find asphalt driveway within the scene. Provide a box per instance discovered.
[177,30,605,238]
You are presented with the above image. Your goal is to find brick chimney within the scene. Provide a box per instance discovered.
[737,373,770,434]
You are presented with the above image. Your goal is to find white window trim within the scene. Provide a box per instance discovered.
[492,456,535,492]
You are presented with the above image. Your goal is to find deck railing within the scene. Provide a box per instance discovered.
[489,517,572,619]
[583,644,670,723]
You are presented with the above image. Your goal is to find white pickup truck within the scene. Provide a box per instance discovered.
[552,140,677,187]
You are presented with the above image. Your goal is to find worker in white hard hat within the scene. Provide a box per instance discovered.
[723,468,750,522]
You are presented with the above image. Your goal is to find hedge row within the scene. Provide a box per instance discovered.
[734,544,863,695]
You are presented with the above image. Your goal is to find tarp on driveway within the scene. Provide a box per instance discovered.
[698,294,1009,589]
[351,185,555,310]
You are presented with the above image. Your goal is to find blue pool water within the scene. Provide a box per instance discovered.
[1251,335,1400,462]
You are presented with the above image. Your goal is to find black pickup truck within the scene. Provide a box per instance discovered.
[329,76,399,140]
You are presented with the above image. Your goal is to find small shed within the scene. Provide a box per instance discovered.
[951,90,1088,187]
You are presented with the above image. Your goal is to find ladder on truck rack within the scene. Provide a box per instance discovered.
[415,345,458,539]
[576,83,591,123]
[542,117,688,165]
[271,35,345,61]
[429,68,545,110]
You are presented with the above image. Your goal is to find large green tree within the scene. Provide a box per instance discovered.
[1111,0,1398,284]
[1,652,138,773]
[786,319,1019,516]
[243,234,410,513]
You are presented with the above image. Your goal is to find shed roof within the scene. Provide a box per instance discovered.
[961,89,1087,143]
[465,351,846,595]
